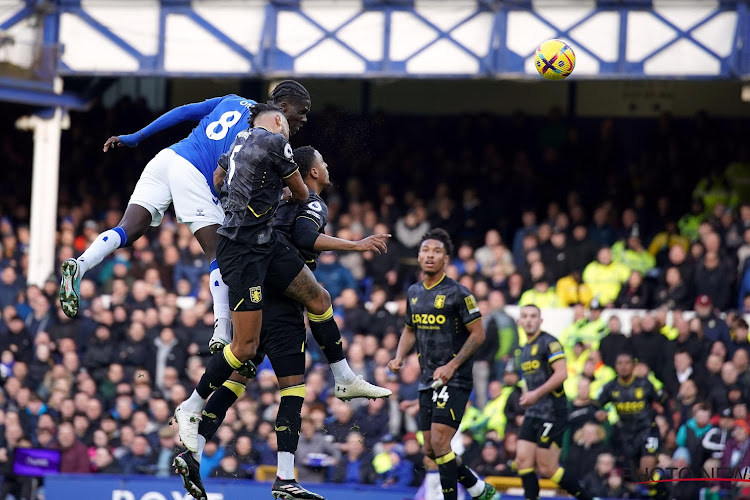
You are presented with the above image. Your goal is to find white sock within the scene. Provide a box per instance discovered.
[193,435,207,463]
[277,451,295,480]
[330,359,357,384]
[467,478,485,497]
[182,390,206,414]
[209,260,230,321]
[77,228,123,277]
[425,470,442,500]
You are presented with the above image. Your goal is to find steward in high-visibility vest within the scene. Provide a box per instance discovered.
[582,247,630,306]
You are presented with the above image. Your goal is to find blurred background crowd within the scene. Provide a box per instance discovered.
[0,99,749,499]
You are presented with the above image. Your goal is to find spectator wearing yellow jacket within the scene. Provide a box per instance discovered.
[559,304,588,353]
[582,247,631,306]
[563,348,615,401]
[556,270,593,307]
[648,223,690,266]
[575,300,609,351]
[559,302,608,352]
[611,229,655,276]
[678,199,705,241]
[519,275,561,309]
[468,372,522,441]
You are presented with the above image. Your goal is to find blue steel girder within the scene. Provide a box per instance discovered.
[39,0,747,79]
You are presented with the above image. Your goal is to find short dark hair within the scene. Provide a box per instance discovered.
[420,228,454,256]
[694,402,710,413]
[293,146,318,179]
[616,351,634,361]
[520,304,541,314]
[250,102,283,126]
[269,80,310,103]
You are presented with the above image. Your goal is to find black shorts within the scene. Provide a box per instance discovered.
[519,416,566,449]
[216,233,304,312]
[256,288,307,377]
[623,425,660,464]
[418,386,471,431]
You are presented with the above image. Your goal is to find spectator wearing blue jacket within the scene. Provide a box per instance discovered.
[695,295,733,353]
[173,239,209,295]
[376,449,414,488]
[676,403,713,476]
[314,252,357,301]
[198,439,225,478]
[331,432,376,485]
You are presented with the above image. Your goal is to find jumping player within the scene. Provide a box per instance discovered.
[516,304,593,500]
[388,229,499,500]
[595,352,670,498]
[173,146,391,500]
[58,81,311,348]
[174,106,390,455]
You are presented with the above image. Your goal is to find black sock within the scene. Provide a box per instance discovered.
[198,381,243,440]
[251,353,264,367]
[436,452,459,500]
[196,345,243,399]
[456,456,479,489]
[519,468,539,500]
[308,307,345,364]
[276,385,305,453]
[551,467,590,500]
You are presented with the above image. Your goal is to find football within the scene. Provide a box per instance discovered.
[534,39,576,80]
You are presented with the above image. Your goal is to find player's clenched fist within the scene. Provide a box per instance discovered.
[387,358,403,374]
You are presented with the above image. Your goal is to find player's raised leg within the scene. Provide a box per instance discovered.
[60,146,176,318]
[174,372,249,500]
[60,203,153,318]
[283,265,390,400]
[175,303,262,452]
[169,151,232,350]
[191,225,231,351]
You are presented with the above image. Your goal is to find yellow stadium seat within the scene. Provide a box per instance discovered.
[254,465,297,482]
[485,476,562,494]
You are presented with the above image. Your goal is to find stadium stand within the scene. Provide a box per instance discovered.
[0,98,749,500]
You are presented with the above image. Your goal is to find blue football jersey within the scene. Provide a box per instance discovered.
[170,94,256,195]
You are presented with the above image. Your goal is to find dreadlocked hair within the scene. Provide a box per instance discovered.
[268,80,310,104]
[250,102,283,126]
[420,228,454,256]
[293,146,318,179]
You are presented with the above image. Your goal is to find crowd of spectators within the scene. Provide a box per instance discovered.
[0,97,749,499]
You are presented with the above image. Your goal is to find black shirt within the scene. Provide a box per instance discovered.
[405,275,482,391]
[218,127,297,246]
[274,191,328,270]
[519,331,568,420]
[595,376,664,435]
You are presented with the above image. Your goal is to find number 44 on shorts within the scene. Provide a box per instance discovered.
[433,386,449,408]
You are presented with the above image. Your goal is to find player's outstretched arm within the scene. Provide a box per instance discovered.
[388,325,416,374]
[103,97,223,151]
[292,215,390,254]
[433,319,485,384]
[520,358,567,407]
[313,233,391,254]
